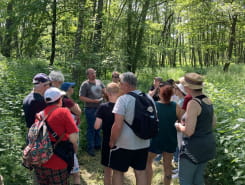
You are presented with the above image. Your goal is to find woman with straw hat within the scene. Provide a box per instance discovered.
[175,73,216,185]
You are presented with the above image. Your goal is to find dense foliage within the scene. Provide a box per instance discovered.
[0,58,244,184]
[0,0,244,71]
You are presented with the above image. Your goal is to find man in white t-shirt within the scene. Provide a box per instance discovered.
[109,72,150,185]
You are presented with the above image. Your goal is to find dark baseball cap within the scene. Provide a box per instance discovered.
[32,73,50,84]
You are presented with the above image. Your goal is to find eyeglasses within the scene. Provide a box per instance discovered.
[112,76,119,78]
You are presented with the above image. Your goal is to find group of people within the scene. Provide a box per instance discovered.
[22,68,216,185]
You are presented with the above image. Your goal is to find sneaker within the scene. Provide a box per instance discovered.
[172,168,179,173]
[154,154,162,162]
[172,173,179,179]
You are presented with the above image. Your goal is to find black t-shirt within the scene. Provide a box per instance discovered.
[95,102,115,147]
[23,92,47,128]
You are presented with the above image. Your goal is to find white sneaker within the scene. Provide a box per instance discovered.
[172,173,179,179]
[172,168,179,173]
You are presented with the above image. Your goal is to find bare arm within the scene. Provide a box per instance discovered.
[148,88,157,97]
[70,103,82,117]
[69,132,78,153]
[176,104,185,122]
[109,114,124,148]
[176,100,201,137]
[94,118,102,130]
[79,96,100,104]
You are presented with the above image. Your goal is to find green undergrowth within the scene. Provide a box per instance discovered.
[0,59,244,184]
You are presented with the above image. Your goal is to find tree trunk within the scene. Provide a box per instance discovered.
[132,0,150,73]
[223,14,237,72]
[73,0,86,60]
[50,0,57,66]
[93,0,103,54]
[126,0,134,71]
[1,1,13,58]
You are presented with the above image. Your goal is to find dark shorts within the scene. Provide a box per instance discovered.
[149,144,162,154]
[108,146,149,172]
[34,166,69,185]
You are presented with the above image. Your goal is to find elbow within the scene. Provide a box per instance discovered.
[79,96,85,102]
[184,130,194,137]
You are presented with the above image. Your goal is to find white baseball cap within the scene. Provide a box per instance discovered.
[176,83,187,95]
[44,87,66,103]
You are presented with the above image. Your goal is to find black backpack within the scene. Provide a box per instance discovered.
[124,92,159,139]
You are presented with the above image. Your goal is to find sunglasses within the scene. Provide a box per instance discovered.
[112,76,119,78]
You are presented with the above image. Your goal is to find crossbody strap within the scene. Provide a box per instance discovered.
[41,107,66,147]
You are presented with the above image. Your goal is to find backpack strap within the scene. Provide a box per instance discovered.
[40,107,66,146]
[192,95,207,106]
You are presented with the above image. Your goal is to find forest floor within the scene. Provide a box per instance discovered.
[78,150,179,185]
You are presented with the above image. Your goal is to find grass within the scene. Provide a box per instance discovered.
[78,151,179,185]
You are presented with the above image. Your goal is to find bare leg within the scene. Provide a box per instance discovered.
[104,166,113,185]
[135,169,147,185]
[72,172,81,184]
[145,152,157,185]
[162,152,174,185]
[112,170,124,185]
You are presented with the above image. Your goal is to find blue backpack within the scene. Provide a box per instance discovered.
[125,92,159,139]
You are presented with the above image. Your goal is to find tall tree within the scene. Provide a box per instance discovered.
[50,0,57,66]
[1,0,14,58]
[73,0,87,60]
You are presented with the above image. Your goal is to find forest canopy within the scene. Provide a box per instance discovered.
[0,0,244,72]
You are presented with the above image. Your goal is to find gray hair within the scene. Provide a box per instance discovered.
[120,72,137,88]
[49,71,64,82]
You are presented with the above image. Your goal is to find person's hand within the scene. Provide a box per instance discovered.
[93,98,103,103]
[175,122,181,132]
[109,140,115,148]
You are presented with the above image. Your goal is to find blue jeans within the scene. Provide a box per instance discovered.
[85,107,101,151]
[173,147,179,162]
[179,157,206,185]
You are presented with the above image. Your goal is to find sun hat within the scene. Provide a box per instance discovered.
[176,83,187,95]
[32,73,50,84]
[44,87,66,103]
[180,73,204,90]
[60,82,76,92]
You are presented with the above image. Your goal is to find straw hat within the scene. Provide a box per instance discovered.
[180,73,204,90]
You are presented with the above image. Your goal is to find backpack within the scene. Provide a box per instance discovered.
[22,108,57,169]
[125,92,159,139]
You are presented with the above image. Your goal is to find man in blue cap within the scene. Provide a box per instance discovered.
[23,73,51,128]
[61,82,82,185]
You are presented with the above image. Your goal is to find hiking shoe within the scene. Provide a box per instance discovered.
[172,173,179,179]
[172,168,179,173]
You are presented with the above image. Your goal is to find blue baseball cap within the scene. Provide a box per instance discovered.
[60,82,76,91]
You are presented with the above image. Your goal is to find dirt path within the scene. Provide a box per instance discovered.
[78,151,179,185]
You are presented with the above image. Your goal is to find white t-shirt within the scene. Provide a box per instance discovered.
[112,90,150,150]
